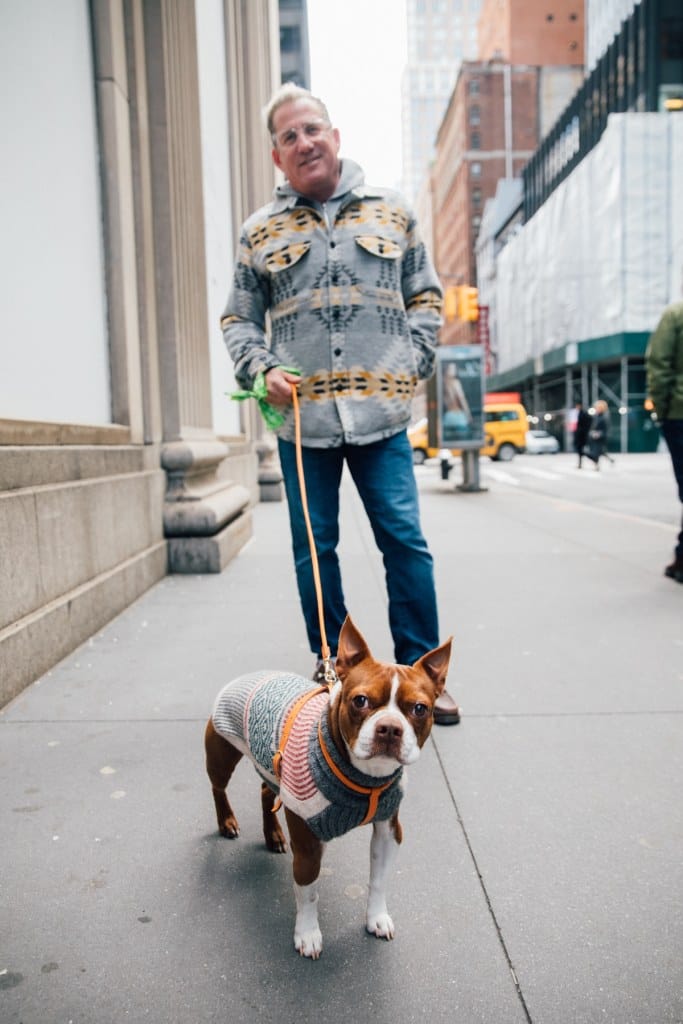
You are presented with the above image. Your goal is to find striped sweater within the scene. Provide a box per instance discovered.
[211,670,404,842]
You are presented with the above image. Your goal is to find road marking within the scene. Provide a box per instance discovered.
[517,466,562,480]
[483,469,519,485]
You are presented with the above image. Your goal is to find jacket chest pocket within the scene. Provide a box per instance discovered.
[264,241,311,274]
[354,235,403,291]
[354,235,402,260]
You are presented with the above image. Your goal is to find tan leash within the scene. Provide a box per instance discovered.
[272,385,397,824]
[290,385,337,686]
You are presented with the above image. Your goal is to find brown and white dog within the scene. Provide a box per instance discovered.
[204,616,451,959]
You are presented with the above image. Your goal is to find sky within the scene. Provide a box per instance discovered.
[306,0,407,190]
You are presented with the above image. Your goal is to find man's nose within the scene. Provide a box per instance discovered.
[295,130,315,152]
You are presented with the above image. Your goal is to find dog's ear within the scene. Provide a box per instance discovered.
[335,616,372,676]
[414,638,452,697]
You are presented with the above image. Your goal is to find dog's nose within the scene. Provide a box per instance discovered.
[375,717,403,741]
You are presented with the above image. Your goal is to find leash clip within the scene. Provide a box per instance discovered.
[322,656,338,687]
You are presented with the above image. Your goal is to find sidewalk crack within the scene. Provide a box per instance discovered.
[432,737,534,1024]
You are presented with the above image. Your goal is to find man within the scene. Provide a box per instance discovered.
[573,401,592,469]
[221,83,459,723]
[646,300,683,583]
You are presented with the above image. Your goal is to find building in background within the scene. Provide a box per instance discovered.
[478,0,584,64]
[585,0,638,70]
[0,0,281,708]
[431,1,584,345]
[401,0,483,204]
[481,0,683,452]
[279,0,310,86]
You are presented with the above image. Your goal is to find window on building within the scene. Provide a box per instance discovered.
[469,78,480,95]
[469,105,480,125]
[471,132,481,149]
[471,161,482,177]
[280,25,300,51]
[472,188,482,206]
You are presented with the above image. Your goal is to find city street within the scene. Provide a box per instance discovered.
[428,448,678,528]
[1,451,681,1024]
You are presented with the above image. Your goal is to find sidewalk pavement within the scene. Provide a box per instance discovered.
[2,455,681,1024]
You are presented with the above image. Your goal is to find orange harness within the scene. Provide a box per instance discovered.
[272,686,396,826]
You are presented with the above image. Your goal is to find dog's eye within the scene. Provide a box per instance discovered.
[413,702,429,718]
[352,694,369,710]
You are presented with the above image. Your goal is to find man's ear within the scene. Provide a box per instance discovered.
[272,146,283,171]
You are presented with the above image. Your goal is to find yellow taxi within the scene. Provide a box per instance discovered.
[409,401,529,463]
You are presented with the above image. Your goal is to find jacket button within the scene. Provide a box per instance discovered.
[334,348,342,356]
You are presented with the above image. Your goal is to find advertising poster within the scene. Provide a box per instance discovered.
[436,346,485,449]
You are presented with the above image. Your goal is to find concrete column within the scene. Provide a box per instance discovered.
[91,0,145,442]
[224,0,284,502]
[142,0,251,570]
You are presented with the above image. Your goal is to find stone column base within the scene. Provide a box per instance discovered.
[161,439,252,573]
[255,438,284,502]
[167,508,252,573]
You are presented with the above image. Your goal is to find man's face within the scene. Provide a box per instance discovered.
[271,99,341,202]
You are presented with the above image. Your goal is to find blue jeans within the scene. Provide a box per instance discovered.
[661,419,683,559]
[277,431,439,664]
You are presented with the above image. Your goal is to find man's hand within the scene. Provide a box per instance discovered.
[265,367,301,406]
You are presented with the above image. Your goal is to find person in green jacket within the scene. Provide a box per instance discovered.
[646,301,683,583]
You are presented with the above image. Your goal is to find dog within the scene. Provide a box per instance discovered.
[204,615,452,959]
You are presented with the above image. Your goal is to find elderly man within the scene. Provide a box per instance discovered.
[221,83,459,723]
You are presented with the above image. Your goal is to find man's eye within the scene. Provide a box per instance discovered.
[304,123,323,138]
[282,130,297,146]
[352,695,369,710]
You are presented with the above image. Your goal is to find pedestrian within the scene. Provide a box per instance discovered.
[586,399,615,469]
[573,400,592,468]
[646,300,683,583]
[221,83,460,724]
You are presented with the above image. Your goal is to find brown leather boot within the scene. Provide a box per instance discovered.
[434,689,460,725]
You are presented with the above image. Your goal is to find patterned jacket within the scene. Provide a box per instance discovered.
[221,160,442,447]
[211,670,404,843]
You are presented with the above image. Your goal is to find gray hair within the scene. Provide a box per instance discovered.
[263,82,331,139]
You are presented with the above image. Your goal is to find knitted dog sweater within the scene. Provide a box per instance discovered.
[211,670,404,842]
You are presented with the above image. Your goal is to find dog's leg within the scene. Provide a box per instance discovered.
[204,719,243,838]
[366,813,403,940]
[285,808,324,959]
[261,783,287,853]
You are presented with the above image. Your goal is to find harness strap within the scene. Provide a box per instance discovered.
[272,684,329,782]
[317,721,395,826]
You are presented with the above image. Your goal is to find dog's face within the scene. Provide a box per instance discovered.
[329,617,452,777]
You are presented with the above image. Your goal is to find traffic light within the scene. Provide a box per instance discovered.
[443,284,479,322]
[444,286,459,322]
[461,286,479,322]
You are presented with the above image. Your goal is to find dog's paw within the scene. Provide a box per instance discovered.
[265,825,287,854]
[219,816,239,838]
[294,927,323,959]
[366,911,395,941]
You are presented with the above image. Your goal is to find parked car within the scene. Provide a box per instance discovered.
[525,429,560,454]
